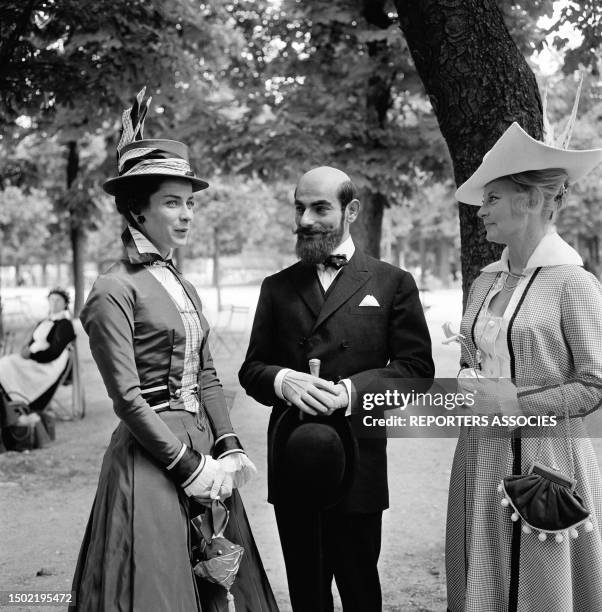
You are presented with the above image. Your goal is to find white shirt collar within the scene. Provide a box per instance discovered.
[482,231,583,273]
[128,226,173,260]
[331,235,355,260]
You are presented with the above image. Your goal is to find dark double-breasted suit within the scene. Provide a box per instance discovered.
[239,248,434,610]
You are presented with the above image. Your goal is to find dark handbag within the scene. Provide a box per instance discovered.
[2,422,35,452]
[191,500,244,612]
[0,389,43,452]
[0,392,30,429]
[499,386,594,542]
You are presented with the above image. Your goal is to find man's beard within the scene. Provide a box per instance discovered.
[295,218,345,265]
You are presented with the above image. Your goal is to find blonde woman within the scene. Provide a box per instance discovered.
[447,122,602,612]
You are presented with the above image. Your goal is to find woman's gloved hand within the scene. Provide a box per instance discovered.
[218,453,257,489]
[184,456,233,504]
[457,371,519,417]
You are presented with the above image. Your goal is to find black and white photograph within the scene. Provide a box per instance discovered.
[1,1,601,611]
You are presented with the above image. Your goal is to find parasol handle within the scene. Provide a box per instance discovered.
[301,358,322,420]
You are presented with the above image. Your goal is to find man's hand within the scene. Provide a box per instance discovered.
[282,371,340,415]
[323,383,349,416]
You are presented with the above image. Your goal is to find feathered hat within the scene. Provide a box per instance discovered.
[103,87,209,195]
[455,77,602,206]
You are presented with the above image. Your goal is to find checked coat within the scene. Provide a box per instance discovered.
[446,233,602,612]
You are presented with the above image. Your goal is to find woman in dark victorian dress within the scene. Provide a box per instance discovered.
[71,90,278,612]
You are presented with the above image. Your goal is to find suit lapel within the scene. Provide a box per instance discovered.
[312,250,371,333]
[289,262,323,319]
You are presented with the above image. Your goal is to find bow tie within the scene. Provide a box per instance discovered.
[323,254,348,270]
[146,254,179,273]
[150,258,174,267]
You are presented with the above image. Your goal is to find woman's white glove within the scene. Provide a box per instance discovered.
[458,371,519,416]
[184,456,233,503]
[218,453,257,489]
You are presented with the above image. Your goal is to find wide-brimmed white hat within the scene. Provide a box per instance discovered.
[455,122,602,206]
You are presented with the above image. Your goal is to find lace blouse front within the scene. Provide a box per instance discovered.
[147,263,203,414]
[473,275,513,379]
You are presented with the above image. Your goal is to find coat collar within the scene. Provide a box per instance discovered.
[49,310,71,322]
[122,226,175,266]
[121,226,202,319]
[481,231,583,273]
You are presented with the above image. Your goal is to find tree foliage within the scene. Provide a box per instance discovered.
[0,185,55,267]
[0,0,600,306]
[0,0,241,311]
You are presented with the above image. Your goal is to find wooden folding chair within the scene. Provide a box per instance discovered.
[0,330,16,357]
[208,305,250,355]
[49,341,86,420]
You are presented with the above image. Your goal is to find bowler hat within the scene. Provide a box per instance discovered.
[270,408,358,510]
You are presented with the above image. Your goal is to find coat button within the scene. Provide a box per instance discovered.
[340,341,349,349]
[298,337,307,346]
[172,389,181,399]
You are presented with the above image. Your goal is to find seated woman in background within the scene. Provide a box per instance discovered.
[0,287,75,411]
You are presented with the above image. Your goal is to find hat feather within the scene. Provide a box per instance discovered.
[117,87,152,155]
[557,73,583,150]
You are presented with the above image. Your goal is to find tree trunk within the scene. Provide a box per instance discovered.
[70,226,86,315]
[66,140,86,316]
[351,190,385,257]
[437,239,451,287]
[41,261,48,287]
[418,232,427,289]
[393,0,543,306]
[353,34,396,260]
[213,229,222,311]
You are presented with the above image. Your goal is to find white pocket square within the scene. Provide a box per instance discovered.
[358,294,380,307]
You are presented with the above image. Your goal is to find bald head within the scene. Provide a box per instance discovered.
[295,166,358,210]
[297,166,351,190]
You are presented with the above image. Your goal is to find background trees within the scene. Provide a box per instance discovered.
[0,0,600,316]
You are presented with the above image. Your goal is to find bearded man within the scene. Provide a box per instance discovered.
[239,166,434,611]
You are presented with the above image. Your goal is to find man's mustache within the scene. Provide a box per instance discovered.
[293,227,329,236]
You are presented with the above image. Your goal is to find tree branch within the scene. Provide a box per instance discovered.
[0,0,39,79]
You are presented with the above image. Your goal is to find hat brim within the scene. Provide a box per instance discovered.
[270,408,358,509]
[455,122,602,206]
[103,172,209,196]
